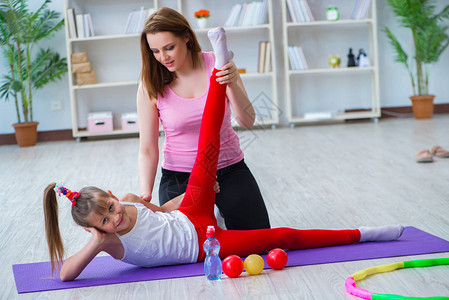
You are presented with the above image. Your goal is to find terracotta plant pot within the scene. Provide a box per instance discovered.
[12,122,39,147]
[409,95,435,119]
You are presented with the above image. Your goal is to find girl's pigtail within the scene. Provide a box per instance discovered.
[43,183,65,275]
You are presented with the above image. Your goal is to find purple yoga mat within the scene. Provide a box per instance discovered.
[12,226,449,294]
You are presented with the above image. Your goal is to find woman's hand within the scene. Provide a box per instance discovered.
[140,193,152,202]
[213,181,220,193]
[121,193,154,208]
[216,61,238,86]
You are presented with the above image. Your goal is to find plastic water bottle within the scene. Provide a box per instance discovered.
[203,225,222,280]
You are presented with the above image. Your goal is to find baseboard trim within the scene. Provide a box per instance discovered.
[1,104,448,145]
[381,103,449,118]
[0,129,73,146]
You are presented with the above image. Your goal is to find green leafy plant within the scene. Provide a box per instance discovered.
[0,0,67,123]
[384,0,449,96]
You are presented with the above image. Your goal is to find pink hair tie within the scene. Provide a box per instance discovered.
[54,182,80,206]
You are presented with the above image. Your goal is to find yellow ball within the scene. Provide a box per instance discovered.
[243,254,265,275]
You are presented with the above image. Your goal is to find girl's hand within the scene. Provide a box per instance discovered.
[84,227,107,246]
[213,181,220,193]
[216,61,238,86]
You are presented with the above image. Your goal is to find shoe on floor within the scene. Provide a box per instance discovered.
[416,149,433,163]
[431,145,449,158]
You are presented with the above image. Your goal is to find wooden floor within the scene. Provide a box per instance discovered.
[1,116,449,299]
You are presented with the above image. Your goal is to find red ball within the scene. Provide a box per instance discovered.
[222,255,244,278]
[267,248,288,270]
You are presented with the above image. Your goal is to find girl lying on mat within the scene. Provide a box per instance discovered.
[43,27,403,282]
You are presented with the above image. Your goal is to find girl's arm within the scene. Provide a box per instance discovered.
[137,83,160,202]
[217,61,256,128]
[59,228,115,281]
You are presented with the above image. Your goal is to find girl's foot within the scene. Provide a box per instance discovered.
[208,27,234,70]
[359,225,404,242]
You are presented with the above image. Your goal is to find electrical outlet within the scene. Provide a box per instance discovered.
[51,100,62,111]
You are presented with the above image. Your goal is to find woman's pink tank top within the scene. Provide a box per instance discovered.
[157,52,244,172]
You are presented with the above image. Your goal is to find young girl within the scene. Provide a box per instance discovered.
[44,27,403,282]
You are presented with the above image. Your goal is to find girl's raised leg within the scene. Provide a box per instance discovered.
[178,27,231,227]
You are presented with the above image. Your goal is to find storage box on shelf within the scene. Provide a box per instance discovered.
[87,111,113,133]
[281,0,380,125]
[121,112,139,131]
[71,52,98,86]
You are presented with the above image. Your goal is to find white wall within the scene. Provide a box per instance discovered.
[1,0,448,134]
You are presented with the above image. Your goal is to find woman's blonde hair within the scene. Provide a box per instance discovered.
[43,183,111,274]
[140,7,202,100]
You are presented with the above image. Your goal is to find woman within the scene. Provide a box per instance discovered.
[137,7,270,230]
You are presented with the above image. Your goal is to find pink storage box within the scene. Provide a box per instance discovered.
[121,112,138,131]
[87,111,113,133]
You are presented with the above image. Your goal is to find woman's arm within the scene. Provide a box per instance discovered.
[120,178,220,212]
[217,61,255,128]
[120,193,183,213]
[160,193,184,212]
[59,228,114,281]
[137,83,160,202]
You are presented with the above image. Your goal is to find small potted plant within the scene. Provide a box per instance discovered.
[194,9,210,29]
[384,0,449,119]
[0,0,68,146]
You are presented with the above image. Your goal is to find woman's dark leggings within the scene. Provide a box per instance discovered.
[159,159,271,230]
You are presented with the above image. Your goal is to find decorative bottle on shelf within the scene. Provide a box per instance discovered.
[357,48,370,67]
[347,48,356,67]
[203,225,222,280]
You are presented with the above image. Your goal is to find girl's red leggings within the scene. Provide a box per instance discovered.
[178,69,361,261]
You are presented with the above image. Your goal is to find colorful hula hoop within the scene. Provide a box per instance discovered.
[345,258,449,300]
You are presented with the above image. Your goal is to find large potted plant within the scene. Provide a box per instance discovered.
[384,0,449,119]
[0,0,67,146]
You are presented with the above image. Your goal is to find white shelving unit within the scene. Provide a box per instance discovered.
[281,0,381,125]
[65,0,279,140]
